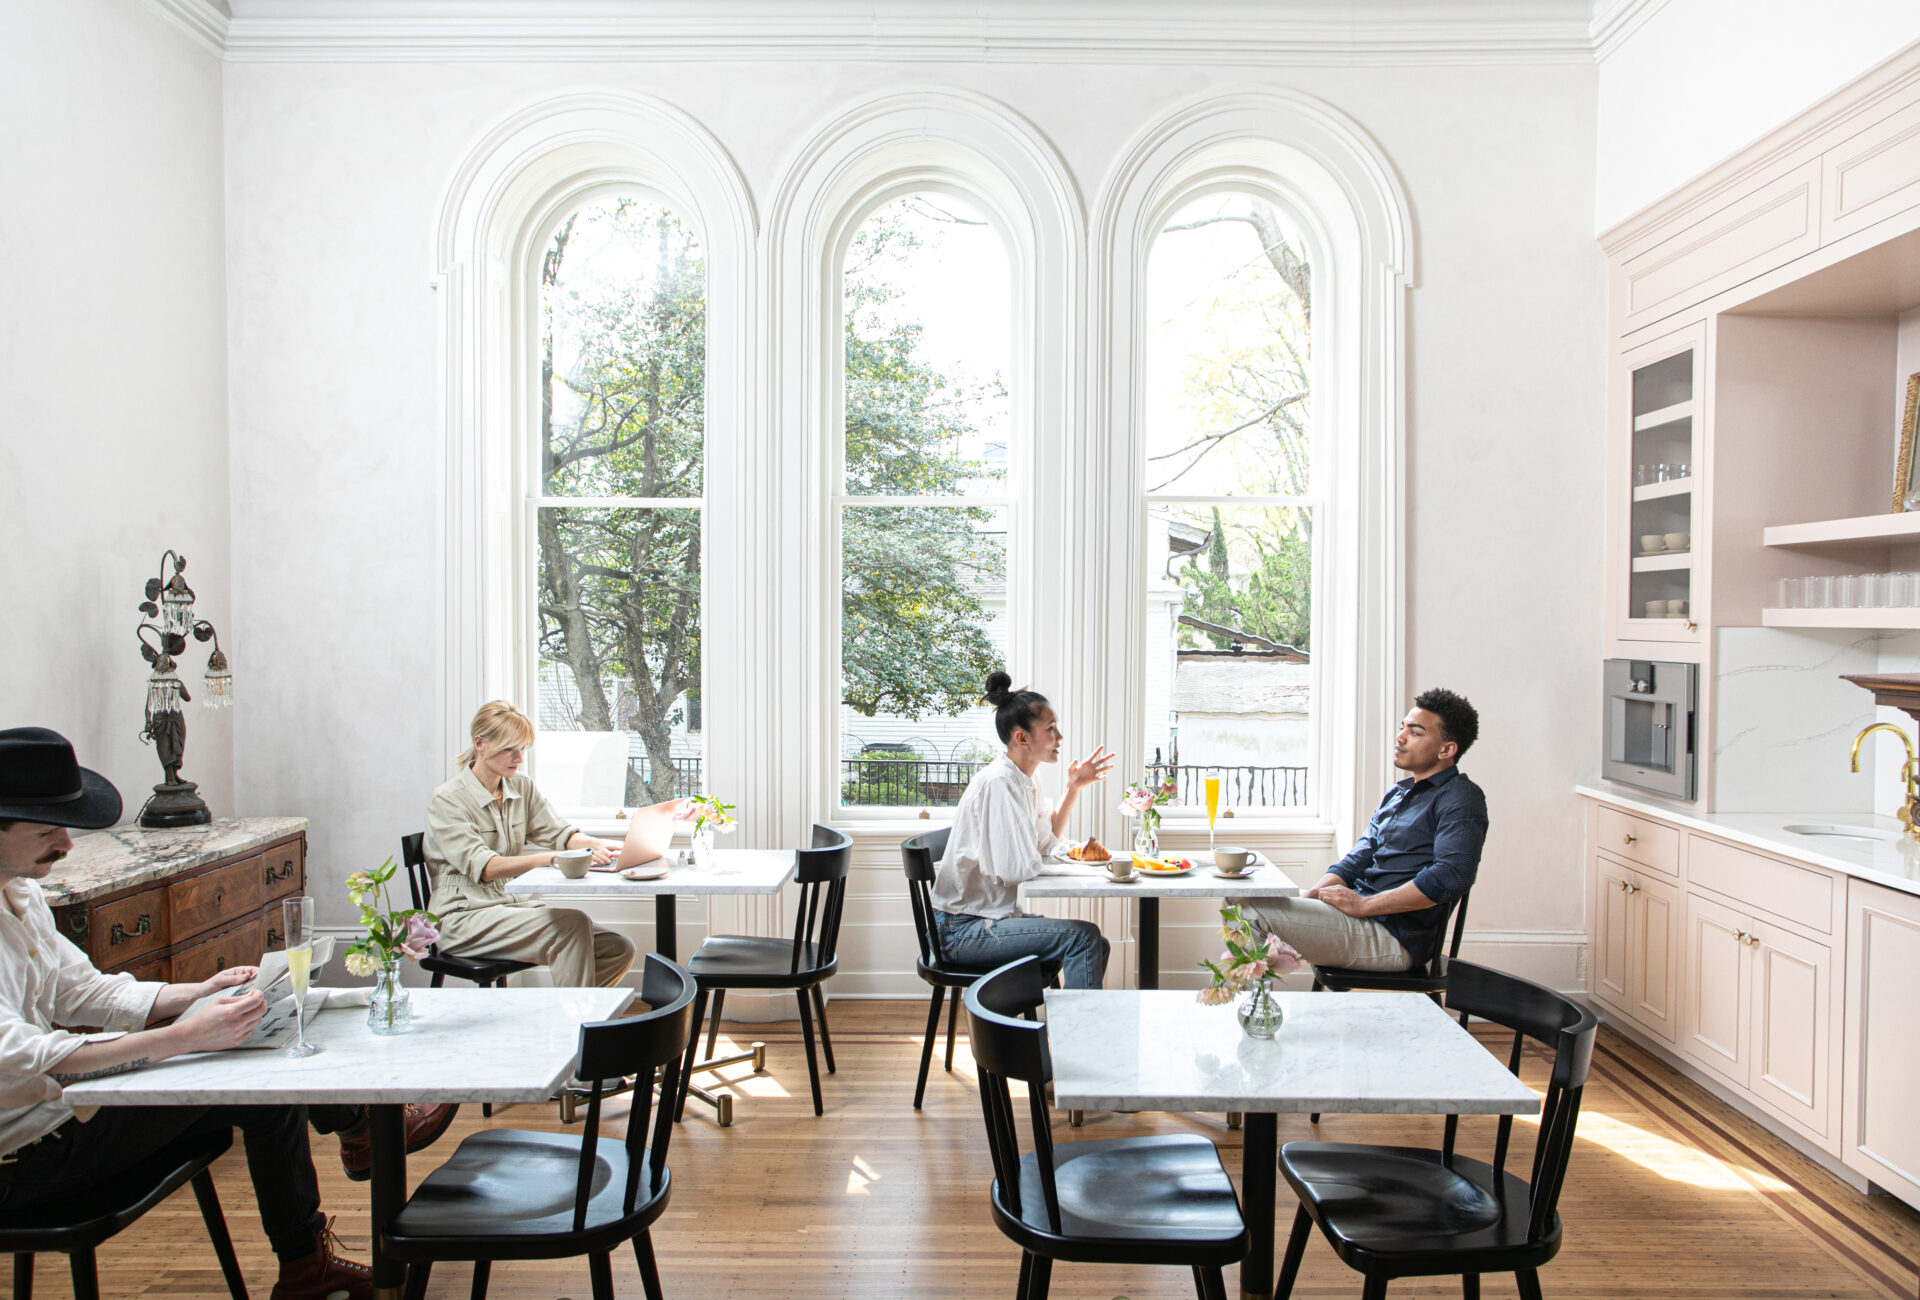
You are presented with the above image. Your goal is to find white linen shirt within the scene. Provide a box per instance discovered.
[0,877,161,1156]
[931,756,1059,920]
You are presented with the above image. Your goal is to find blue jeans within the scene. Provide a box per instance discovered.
[936,911,1110,989]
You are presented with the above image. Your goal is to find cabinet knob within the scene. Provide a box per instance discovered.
[1622,833,1637,845]
[1624,882,1638,895]
[109,915,152,945]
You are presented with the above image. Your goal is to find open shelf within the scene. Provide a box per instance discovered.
[1632,477,1694,502]
[1631,552,1693,572]
[1761,607,1920,629]
[1633,400,1693,432]
[1763,511,1920,548]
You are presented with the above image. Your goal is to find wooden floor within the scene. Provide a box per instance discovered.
[10,1001,1918,1299]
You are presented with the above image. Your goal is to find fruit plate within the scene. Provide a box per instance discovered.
[1133,860,1198,878]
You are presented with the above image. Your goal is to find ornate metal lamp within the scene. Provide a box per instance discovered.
[135,551,231,827]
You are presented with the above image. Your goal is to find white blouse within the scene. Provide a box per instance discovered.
[932,756,1058,920]
[0,878,160,1156]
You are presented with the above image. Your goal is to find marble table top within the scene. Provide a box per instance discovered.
[1020,853,1302,901]
[1044,990,1541,1115]
[44,817,309,906]
[62,988,634,1106]
[504,849,797,898]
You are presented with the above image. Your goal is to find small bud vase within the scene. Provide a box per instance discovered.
[368,959,412,1035]
[691,826,716,866]
[1237,982,1283,1039]
[1132,812,1160,858]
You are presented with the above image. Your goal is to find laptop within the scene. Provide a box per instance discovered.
[613,803,678,869]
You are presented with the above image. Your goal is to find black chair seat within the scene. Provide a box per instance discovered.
[1279,1144,1555,1271]
[686,935,832,986]
[992,1135,1248,1266]
[1313,965,1446,994]
[420,947,534,986]
[917,955,1001,987]
[386,1130,671,1259]
[0,1132,232,1250]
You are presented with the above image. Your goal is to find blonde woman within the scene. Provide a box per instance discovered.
[424,701,684,988]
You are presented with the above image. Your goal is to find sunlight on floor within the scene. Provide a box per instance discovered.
[1519,1107,1791,1192]
[844,1154,882,1196]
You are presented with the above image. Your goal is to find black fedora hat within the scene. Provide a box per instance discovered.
[0,728,122,830]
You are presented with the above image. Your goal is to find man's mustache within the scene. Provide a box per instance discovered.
[36,850,66,866]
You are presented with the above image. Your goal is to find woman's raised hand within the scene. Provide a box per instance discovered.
[1066,745,1115,791]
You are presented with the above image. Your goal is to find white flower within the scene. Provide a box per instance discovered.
[344,951,377,978]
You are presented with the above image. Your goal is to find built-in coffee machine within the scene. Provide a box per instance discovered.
[1602,658,1697,800]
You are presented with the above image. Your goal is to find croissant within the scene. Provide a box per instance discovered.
[1068,837,1111,862]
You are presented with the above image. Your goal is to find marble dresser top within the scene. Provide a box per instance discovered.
[43,817,309,907]
[62,987,633,1106]
[1577,784,1920,898]
[1044,989,1541,1115]
[505,849,797,898]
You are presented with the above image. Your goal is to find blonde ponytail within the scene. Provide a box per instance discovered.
[456,700,536,771]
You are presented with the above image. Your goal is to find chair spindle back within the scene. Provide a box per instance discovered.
[900,827,953,966]
[963,958,1061,1233]
[788,825,853,976]
[399,832,432,912]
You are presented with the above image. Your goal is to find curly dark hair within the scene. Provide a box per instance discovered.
[1413,687,1479,759]
[984,671,1050,745]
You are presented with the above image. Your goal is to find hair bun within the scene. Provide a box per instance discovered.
[983,670,1013,706]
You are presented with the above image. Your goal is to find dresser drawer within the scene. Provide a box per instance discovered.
[1688,835,1836,934]
[260,902,289,953]
[262,840,304,903]
[87,887,169,966]
[169,856,265,945]
[1596,806,1680,877]
[116,952,171,984]
[171,916,266,986]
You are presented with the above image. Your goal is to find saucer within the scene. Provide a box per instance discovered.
[621,864,670,881]
[1211,869,1255,880]
[1102,873,1141,884]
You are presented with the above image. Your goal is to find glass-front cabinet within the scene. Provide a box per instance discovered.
[1618,325,1704,644]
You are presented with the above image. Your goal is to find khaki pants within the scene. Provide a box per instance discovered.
[1232,895,1412,972]
[435,903,636,988]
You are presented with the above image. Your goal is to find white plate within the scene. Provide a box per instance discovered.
[620,864,670,881]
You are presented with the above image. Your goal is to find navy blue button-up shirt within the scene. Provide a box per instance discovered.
[1329,765,1488,968]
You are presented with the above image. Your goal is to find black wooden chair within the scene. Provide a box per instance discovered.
[402,832,535,1116]
[964,957,1247,1300]
[900,827,1059,1109]
[1274,959,1599,1300]
[384,954,697,1300]
[1308,890,1470,1124]
[1,1129,248,1300]
[673,825,852,1120]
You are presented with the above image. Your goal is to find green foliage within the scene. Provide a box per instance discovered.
[840,749,931,807]
[344,857,436,973]
[1178,511,1312,653]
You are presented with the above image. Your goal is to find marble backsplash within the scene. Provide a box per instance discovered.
[1713,628,1920,812]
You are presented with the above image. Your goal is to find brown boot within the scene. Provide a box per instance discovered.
[270,1220,372,1300]
[337,1103,460,1182]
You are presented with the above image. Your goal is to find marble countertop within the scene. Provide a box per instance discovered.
[505,849,797,897]
[1577,783,1920,897]
[1020,853,1302,900]
[43,818,309,907]
[62,987,633,1105]
[1044,989,1540,1114]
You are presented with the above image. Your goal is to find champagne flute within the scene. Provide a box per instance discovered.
[1204,774,1222,860]
[282,896,323,1058]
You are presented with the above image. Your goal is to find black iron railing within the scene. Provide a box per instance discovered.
[626,756,704,800]
[837,758,1309,809]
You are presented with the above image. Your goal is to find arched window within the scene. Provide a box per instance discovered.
[834,190,1014,812]
[1143,191,1318,815]
[533,193,706,805]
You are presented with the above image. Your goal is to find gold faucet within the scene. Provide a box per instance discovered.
[1850,722,1920,839]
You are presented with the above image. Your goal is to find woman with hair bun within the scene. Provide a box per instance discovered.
[929,672,1115,988]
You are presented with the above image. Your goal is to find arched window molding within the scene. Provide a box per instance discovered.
[434,91,757,828]
[1087,89,1414,853]
[762,89,1082,834]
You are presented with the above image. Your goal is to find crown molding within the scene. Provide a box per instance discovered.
[1588,0,1667,64]
[211,0,1599,64]
[141,0,231,56]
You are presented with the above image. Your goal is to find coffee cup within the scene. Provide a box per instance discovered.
[1644,600,1666,618]
[1666,598,1688,618]
[1105,858,1138,882]
[554,848,592,879]
[1214,847,1253,875]
[1640,534,1665,554]
[1664,532,1689,552]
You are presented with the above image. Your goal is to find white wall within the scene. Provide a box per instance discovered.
[1596,0,1920,231]
[0,1,233,820]
[222,57,1606,983]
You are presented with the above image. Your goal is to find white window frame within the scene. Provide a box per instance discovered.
[1139,181,1329,826]
[523,183,709,812]
[826,179,1026,821]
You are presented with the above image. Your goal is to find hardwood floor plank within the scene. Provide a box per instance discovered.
[4,1005,1912,1298]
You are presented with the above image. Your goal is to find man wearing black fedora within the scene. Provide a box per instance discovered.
[0,726,437,1300]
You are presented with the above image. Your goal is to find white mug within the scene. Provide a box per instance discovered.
[1105,858,1138,882]
[1214,847,1253,874]
[553,849,592,879]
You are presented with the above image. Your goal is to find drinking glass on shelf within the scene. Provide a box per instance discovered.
[1776,577,1800,609]
[1897,572,1919,608]
[281,897,322,1058]
[1804,575,1832,609]
[1866,572,1892,608]
[1837,575,1862,608]
[1674,461,1690,480]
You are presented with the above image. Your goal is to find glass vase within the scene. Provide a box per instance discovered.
[1132,814,1159,858]
[1237,982,1283,1039]
[368,960,412,1036]
[691,826,716,866]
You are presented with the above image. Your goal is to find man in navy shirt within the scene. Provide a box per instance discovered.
[1234,688,1487,972]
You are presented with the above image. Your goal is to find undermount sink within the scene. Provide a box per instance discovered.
[1782,823,1903,843]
